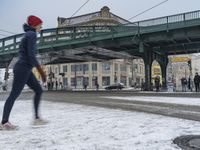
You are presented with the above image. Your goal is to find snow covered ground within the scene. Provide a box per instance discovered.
[103,96,200,106]
[0,99,200,150]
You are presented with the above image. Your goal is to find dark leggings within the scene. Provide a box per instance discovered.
[1,63,43,124]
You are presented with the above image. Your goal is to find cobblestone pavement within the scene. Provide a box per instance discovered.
[1,91,200,122]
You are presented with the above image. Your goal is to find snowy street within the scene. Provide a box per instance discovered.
[1,0,200,149]
[0,91,200,150]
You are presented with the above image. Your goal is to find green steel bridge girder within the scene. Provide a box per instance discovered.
[1,18,200,58]
[0,10,200,90]
[1,22,200,67]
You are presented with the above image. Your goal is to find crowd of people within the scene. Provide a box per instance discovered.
[140,76,161,92]
[47,80,62,91]
[45,78,99,91]
[139,73,200,92]
[180,73,200,92]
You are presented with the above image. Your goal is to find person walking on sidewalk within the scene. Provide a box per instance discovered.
[0,15,47,130]
[194,72,200,92]
[155,76,160,92]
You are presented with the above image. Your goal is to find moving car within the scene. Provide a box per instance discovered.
[105,83,125,90]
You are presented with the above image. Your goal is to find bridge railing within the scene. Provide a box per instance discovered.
[39,26,116,45]
[0,33,24,54]
[0,10,200,55]
[0,26,115,55]
[125,10,200,33]
[127,10,200,27]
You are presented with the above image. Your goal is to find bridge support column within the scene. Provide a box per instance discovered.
[160,55,169,90]
[142,46,153,91]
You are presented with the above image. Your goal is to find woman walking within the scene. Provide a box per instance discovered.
[0,15,47,130]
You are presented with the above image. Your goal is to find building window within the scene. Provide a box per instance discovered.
[55,67,58,74]
[76,65,83,72]
[71,77,76,86]
[92,76,98,86]
[83,64,89,73]
[102,63,110,72]
[92,63,97,71]
[140,66,143,74]
[71,65,76,72]
[138,65,140,74]
[134,64,138,73]
[63,78,68,87]
[71,64,88,73]
[47,67,50,74]
[102,76,110,86]
[76,76,83,86]
[58,65,60,74]
[83,77,89,86]
[120,64,127,72]
[71,76,89,87]
[120,76,127,85]
[63,65,67,72]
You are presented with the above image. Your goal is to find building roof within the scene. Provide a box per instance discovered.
[57,6,130,26]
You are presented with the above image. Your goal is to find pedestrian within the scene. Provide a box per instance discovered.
[184,77,187,92]
[141,79,145,91]
[188,76,191,91]
[181,77,187,92]
[194,73,200,92]
[83,82,87,91]
[83,77,88,91]
[60,82,63,90]
[95,79,99,91]
[173,79,176,92]
[47,81,51,91]
[51,81,54,90]
[154,76,160,92]
[0,15,47,130]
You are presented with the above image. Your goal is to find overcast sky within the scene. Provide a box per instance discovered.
[0,0,200,38]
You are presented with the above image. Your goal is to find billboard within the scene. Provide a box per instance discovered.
[171,57,191,63]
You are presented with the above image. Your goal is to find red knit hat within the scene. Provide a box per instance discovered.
[27,15,43,27]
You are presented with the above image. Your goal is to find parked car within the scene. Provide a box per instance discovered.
[105,83,125,90]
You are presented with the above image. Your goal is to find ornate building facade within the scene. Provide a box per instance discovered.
[45,6,145,89]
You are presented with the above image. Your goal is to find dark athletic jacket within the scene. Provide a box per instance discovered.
[18,24,40,68]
